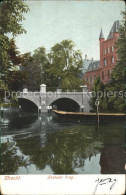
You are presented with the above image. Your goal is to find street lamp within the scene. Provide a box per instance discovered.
[95,99,100,123]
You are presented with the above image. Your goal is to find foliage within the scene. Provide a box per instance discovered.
[20,48,49,90]
[90,76,109,112]
[0,0,29,35]
[0,80,8,103]
[0,0,29,101]
[45,40,83,90]
[32,47,49,89]
[7,70,28,91]
[22,40,83,91]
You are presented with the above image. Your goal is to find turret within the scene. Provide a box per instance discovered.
[99,28,105,41]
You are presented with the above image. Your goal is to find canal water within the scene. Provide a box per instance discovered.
[0,108,125,175]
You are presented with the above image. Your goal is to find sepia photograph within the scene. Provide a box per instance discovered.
[0,0,126,194]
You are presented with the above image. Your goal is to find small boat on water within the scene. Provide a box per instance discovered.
[53,109,126,122]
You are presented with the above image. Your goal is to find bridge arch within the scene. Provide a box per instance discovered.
[18,98,39,112]
[48,97,81,112]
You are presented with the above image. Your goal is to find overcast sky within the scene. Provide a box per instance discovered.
[14,1,125,60]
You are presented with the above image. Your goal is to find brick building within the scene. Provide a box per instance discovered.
[84,20,120,89]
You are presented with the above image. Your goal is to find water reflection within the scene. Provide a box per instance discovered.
[1,111,125,174]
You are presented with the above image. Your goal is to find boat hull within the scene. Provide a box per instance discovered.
[53,110,126,122]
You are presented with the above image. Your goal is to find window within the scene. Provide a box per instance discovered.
[86,77,88,83]
[102,71,104,80]
[104,58,107,66]
[111,46,114,52]
[108,70,110,78]
[94,75,96,80]
[107,58,109,65]
[104,49,106,54]
[107,48,110,53]
[90,77,92,84]
[111,56,114,63]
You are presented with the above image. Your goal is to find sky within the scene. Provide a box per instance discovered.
[14,1,125,60]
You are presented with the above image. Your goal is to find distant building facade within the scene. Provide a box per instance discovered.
[84,20,120,89]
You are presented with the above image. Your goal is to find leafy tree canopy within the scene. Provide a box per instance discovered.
[0,0,29,35]
[45,40,83,90]
[0,0,29,101]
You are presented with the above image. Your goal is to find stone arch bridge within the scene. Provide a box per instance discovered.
[18,84,92,112]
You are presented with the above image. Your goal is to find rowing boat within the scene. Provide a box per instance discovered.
[53,109,126,121]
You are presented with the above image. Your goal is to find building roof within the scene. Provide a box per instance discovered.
[82,59,98,73]
[86,61,100,72]
[107,20,120,40]
[99,29,104,39]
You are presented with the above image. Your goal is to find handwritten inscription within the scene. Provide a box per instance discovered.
[93,178,117,195]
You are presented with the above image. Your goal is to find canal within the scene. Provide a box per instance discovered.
[0,108,125,175]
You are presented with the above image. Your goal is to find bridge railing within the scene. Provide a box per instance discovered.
[19,91,91,96]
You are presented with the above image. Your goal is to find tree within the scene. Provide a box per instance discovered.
[20,52,34,90]
[45,40,83,90]
[0,0,29,35]
[7,70,28,91]
[90,76,108,112]
[0,0,29,101]
[32,47,49,89]
[20,48,49,90]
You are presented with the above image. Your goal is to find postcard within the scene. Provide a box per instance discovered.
[0,0,126,194]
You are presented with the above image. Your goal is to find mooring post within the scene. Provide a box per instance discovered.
[50,105,52,113]
[19,105,22,113]
[95,99,99,124]
[1,106,3,118]
[81,105,84,112]
[38,106,41,115]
